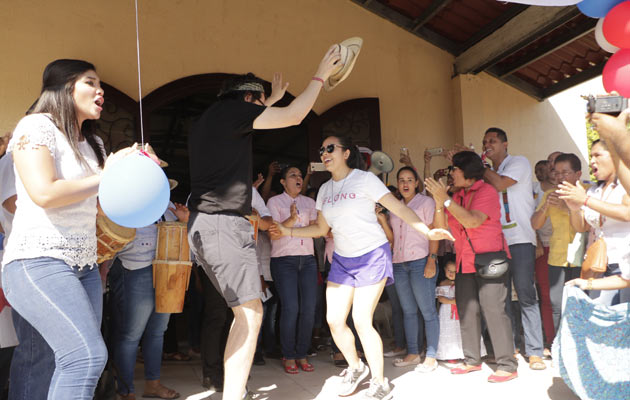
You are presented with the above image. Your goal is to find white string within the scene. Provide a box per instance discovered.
[134,0,145,145]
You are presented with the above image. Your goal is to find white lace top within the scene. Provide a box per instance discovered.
[2,114,103,268]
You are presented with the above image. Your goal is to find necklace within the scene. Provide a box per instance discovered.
[330,170,351,206]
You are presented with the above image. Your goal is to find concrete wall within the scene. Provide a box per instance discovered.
[0,0,456,172]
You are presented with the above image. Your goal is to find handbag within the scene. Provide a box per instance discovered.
[459,192,509,279]
[580,237,607,279]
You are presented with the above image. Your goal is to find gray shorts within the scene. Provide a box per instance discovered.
[188,212,262,307]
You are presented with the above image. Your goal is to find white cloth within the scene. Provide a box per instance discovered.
[116,202,177,270]
[533,180,553,246]
[0,154,17,348]
[435,284,486,360]
[252,187,270,218]
[3,114,102,267]
[583,183,630,270]
[495,154,536,246]
[315,169,390,257]
[252,188,272,280]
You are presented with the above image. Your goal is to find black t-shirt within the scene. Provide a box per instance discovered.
[188,99,265,216]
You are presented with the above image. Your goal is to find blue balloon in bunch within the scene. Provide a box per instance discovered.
[99,153,170,228]
[578,0,625,18]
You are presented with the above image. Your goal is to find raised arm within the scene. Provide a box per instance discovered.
[253,46,341,130]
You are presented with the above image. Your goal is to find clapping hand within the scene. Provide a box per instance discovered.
[556,180,585,211]
[424,177,450,205]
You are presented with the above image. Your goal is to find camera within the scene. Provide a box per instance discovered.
[585,94,629,116]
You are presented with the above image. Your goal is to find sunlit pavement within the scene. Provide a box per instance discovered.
[140,350,580,400]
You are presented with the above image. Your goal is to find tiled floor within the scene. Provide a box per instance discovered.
[135,351,580,400]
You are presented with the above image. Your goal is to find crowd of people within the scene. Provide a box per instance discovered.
[0,51,628,400]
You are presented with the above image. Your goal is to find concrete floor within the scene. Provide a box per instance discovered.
[136,351,580,400]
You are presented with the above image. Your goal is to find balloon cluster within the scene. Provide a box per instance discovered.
[576,0,630,96]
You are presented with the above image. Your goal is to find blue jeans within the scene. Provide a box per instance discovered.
[384,284,411,350]
[109,259,171,395]
[9,310,55,400]
[270,255,317,359]
[2,257,107,400]
[393,258,439,357]
[506,243,544,357]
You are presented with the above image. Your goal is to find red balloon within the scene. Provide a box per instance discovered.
[603,49,630,97]
[603,2,630,49]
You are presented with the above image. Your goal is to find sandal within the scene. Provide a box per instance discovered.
[528,355,547,370]
[162,352,191,362]
[142,383,180,399]
[282,358,299,374]
[298,359,315,372]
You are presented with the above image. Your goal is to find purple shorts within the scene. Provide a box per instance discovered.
[328,242,394,288]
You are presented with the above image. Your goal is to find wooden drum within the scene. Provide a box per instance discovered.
[96,215,136,264]
[153,221,192,313]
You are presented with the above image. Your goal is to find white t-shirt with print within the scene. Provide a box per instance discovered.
[316,169,390,257]
[495,154,536,246]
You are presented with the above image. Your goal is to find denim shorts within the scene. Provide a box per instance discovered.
[328,242,393,288]
[188,212,262,307]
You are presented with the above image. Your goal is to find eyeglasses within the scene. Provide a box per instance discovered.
[319,144,344,156]
[447,165,459,173]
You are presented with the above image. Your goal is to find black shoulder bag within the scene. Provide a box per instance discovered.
[460,192,509,279]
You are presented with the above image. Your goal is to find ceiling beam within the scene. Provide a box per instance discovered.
[350,0,460,54]
[490,18,597,78]
[540,62,605,99]
[492,73,545,101]
[455,6,582,75]
[456,4,529,55]
[411,0,453,32]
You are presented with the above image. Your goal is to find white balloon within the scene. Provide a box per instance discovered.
[596,18,619,54]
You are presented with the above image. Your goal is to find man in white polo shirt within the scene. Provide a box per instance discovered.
[482,127,546,371]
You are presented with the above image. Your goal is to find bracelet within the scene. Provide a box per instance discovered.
[312,77,324,85]
[587,278,593,291]
[584,195,591,207]
[290,228,294,238]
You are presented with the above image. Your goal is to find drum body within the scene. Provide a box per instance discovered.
[153,221,192,313]
[96,215,136,264]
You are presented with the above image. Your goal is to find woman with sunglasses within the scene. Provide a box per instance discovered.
[270,135,453,399]
[425,151,518,383]
[267,165,318,374]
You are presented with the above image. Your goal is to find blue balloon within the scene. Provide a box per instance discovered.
[99,153,170,228]
[578,0,625,18]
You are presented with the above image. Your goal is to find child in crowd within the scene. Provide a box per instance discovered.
[435,261,486,362]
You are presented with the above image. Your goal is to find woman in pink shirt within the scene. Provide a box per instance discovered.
[388,167,440,372]
[267,166,318,374]
[426,151,517,383]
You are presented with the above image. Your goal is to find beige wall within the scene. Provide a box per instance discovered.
[0,0,456,172]
[453,73,589,177]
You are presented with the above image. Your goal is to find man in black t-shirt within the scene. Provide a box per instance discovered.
[188,46,340,400]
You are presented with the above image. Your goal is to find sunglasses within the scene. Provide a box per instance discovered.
[319,144,345,156]
[447,165,459,173]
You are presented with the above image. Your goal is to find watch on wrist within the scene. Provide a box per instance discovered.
[443,198,452,208]
[430,253,438,260]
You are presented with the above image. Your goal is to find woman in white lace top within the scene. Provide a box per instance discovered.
[0,59,116,400]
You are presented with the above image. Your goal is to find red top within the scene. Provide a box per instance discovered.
[446,180,509,274]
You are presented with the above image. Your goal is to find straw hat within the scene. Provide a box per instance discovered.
[143,143,168,168]
[324,37,363,92]
[168,179,178,191]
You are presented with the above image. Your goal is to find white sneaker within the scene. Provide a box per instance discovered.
[338,361,370,397]
[362,377,393,400]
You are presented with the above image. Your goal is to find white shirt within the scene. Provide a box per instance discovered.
[583,182,630,268]
[316,169,390,257]
[3,114,102,267]
[495,154,536,246]
[116,202,177,270]
[252,188,272,280]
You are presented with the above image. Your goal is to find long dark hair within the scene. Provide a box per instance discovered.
[328,135,366,170]
[396,166,420,194]
[28,59,105,168]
